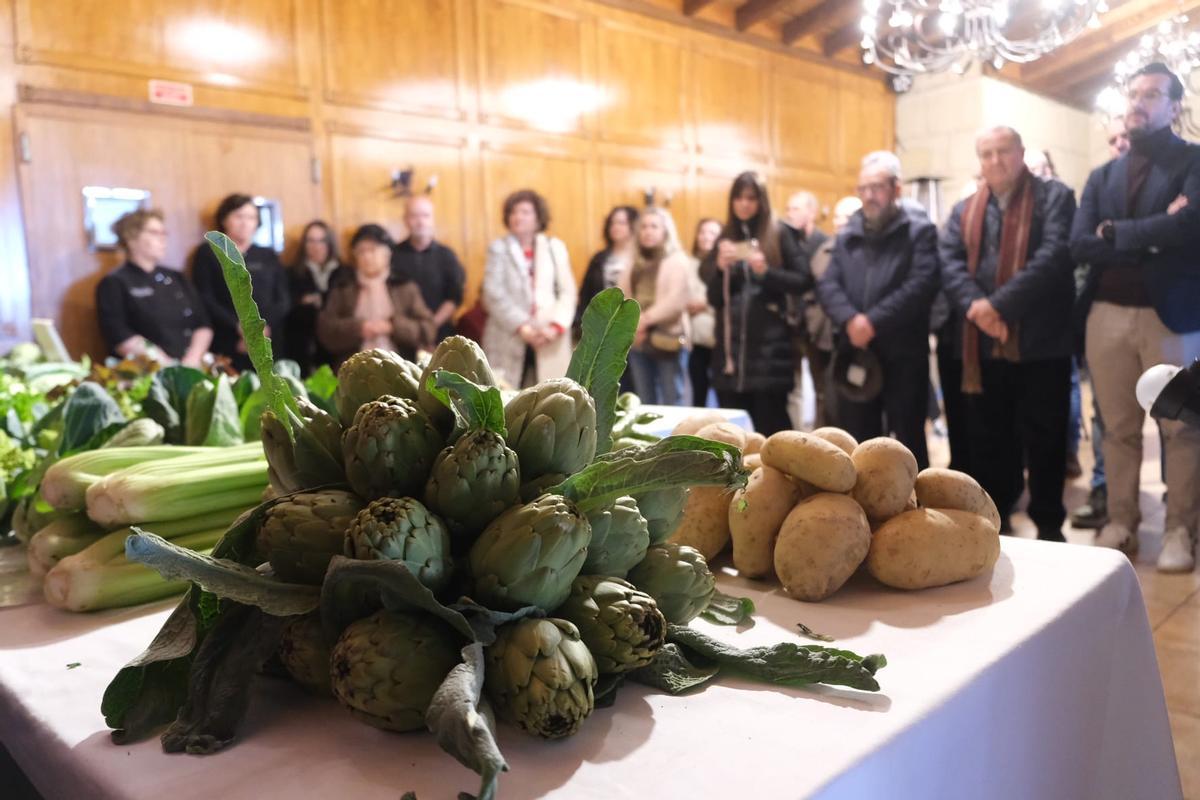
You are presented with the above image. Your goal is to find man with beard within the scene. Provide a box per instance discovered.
[1070,62,1200,570]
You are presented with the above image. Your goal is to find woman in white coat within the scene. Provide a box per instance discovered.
[481,189,577,388]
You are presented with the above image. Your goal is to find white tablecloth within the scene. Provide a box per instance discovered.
[0,538,1180,799]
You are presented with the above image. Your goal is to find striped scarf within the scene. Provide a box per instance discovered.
[961,167,1034,394]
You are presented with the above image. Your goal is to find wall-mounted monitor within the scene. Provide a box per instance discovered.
[83,186,151,251]
[253,196,284,252]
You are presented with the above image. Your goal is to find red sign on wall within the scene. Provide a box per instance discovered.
[148,79,194,107]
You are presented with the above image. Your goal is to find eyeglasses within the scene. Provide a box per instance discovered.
[1127,88,1168,104]
[855,180,895,196]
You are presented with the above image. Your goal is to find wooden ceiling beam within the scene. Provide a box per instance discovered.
[823,20,863,57]
[781,0,844,45]
[683,0,717,15]
[736,0,792,30]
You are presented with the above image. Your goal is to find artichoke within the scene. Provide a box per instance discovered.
[632,487,689,545]
[557,575,666,674]
[334,349,423,426]
[258,490,365,584]
[344,497,454,594]
[279,612,332,695]
[262,399,345,494]
[342,397,443,501]
[583,496,650,578]
[423,429,520,552]
[418,336,498,431]
[504,379,597,486]
[330,609,462,732]
[485,617,598,739]
[468,494,591,612]
[627,543,716,624]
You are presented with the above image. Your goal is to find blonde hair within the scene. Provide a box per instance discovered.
[637,206,682,255]
[111,208,164,250]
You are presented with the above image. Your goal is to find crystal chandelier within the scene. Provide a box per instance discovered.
[860,0,1105,89]
[1095,15,1200,137]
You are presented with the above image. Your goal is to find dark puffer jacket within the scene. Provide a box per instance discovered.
[704,221,812,393]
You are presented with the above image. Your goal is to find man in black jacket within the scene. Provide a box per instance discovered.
[817,151,940,468]
[1070,62,1200,571]
[940,126,1077,541]
[391,195,466,345]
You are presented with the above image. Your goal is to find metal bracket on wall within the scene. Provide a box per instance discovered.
[18,132,31,163]
[310,156,322,185]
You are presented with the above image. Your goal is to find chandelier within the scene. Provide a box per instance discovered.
[1095,15,1200,137]
[860,0,1105,89]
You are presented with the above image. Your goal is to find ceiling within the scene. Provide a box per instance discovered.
[635,0,1200,110]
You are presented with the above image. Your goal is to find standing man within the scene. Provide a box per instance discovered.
[940,126,1077,541]
[784,191,831,428]
[1070,62,1200,571]
[817,152,940,467]
[391,195,467,345]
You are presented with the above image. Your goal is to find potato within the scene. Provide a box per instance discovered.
[695,421,748,451]
[773,493,871,601]
[760,431,856,493]
[867,508,1000,590]
[671,411,728,436]
[850,438,919,521]
[667,485,735,560]
[743,453,762,471]
[743,432,767,455]
[729,466,803,578]
[810,427,858,456]
[914,468,1001,530]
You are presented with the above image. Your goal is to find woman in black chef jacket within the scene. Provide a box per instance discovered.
[95,209,212,367]
[191,193,291,370]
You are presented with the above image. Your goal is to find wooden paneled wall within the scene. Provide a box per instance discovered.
[3,0,895,358]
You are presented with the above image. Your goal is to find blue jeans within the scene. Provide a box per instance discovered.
[1069,359,1083,457]
[628,349,682,405]
[1090,391,1107,490]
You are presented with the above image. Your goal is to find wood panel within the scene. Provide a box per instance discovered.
[774,65,838,171]
[837,73,894,174]
[594,18,688,150]
[598,159,694,250]
[691,45,770,161]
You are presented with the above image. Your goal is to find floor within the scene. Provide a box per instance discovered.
[925,395,1199,798]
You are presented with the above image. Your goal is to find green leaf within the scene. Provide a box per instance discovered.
[239,387,269,441]
[551,435,747,514]
[303,365,338,416]
[142,366,207,444]
[125,531,320,617]
[59,382,126,454]
[430,370,506,437]
[628,643,720,694]
[700,591,755,626]
[565,287,640,456]
[796,622,835,642]
[426,643,506,800]
[666,625,885,692]
[185,374,244,447]
[204,231,297,433]
[231,371,261,408]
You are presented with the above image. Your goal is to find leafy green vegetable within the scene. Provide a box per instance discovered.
[184,374,244,447]
[425,643,505,800]
[796,622,835,642]
[628,643,720,694]
[565,287,640,457]
[231,371,261,408]
[303,365,338,417]
[60,382,126,454]
[428,370,506,437]
[700,591,756,626]
[142,366,207,445]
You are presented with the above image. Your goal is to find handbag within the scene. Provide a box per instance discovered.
[647,328,685,356]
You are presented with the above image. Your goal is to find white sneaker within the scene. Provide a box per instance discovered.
[1095,523,1138,555]
[1157,527,1195,573]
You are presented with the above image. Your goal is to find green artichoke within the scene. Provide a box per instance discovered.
[469,495,591,611]
[418,336,498,431]
[627,543,716,624]
[485,617,598,739]
[423,429,520,552]
[344,497,454,594]
[632,487,689,545]
[557,575,666,674]
[504,378,597,486]
[583,496,650,578]
[278,612,332,695]
[342,397,443,501]
[330,609,462,732]
[262,398,345,494]
[334,348,423,426]
[258,490,366,584]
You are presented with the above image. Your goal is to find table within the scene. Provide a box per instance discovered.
[0,538,1180,799]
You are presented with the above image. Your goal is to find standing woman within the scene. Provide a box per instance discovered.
[574,205,638,337]
[285,220,343,374]
[192,194,291,369]
[96,209,212,367]
[686,217,722,407]
[481,189,577,389]
[704,172,812,435]
[618,207,691,405]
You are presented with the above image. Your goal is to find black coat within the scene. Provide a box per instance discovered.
[284,262,345,374]
[574,249,611,339]
[818,206,940,360]
[940,178,1077,361]
[704,221,812,393]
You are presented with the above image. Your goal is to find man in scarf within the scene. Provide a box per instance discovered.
[940,126,1078,542]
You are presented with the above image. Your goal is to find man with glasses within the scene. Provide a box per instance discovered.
[817,151,939,467]
[1070,62,1200,571]
[940,126,1077,541]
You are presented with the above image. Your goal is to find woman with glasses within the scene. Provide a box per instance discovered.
[285,220,344,374]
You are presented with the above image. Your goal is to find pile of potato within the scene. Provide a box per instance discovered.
[666,413,1001,602]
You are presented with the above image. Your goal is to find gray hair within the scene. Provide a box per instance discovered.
[788,190,819,212]
[975,125,1024,150]
[861,150,902,179]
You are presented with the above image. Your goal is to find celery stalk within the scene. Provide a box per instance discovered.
[26,514,107,577]
[41,445,216,511]
[44,554,214,612]
[85,458,267,527]
[104,528,227,565]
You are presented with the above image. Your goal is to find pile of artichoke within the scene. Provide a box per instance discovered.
[254,337,727,744]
